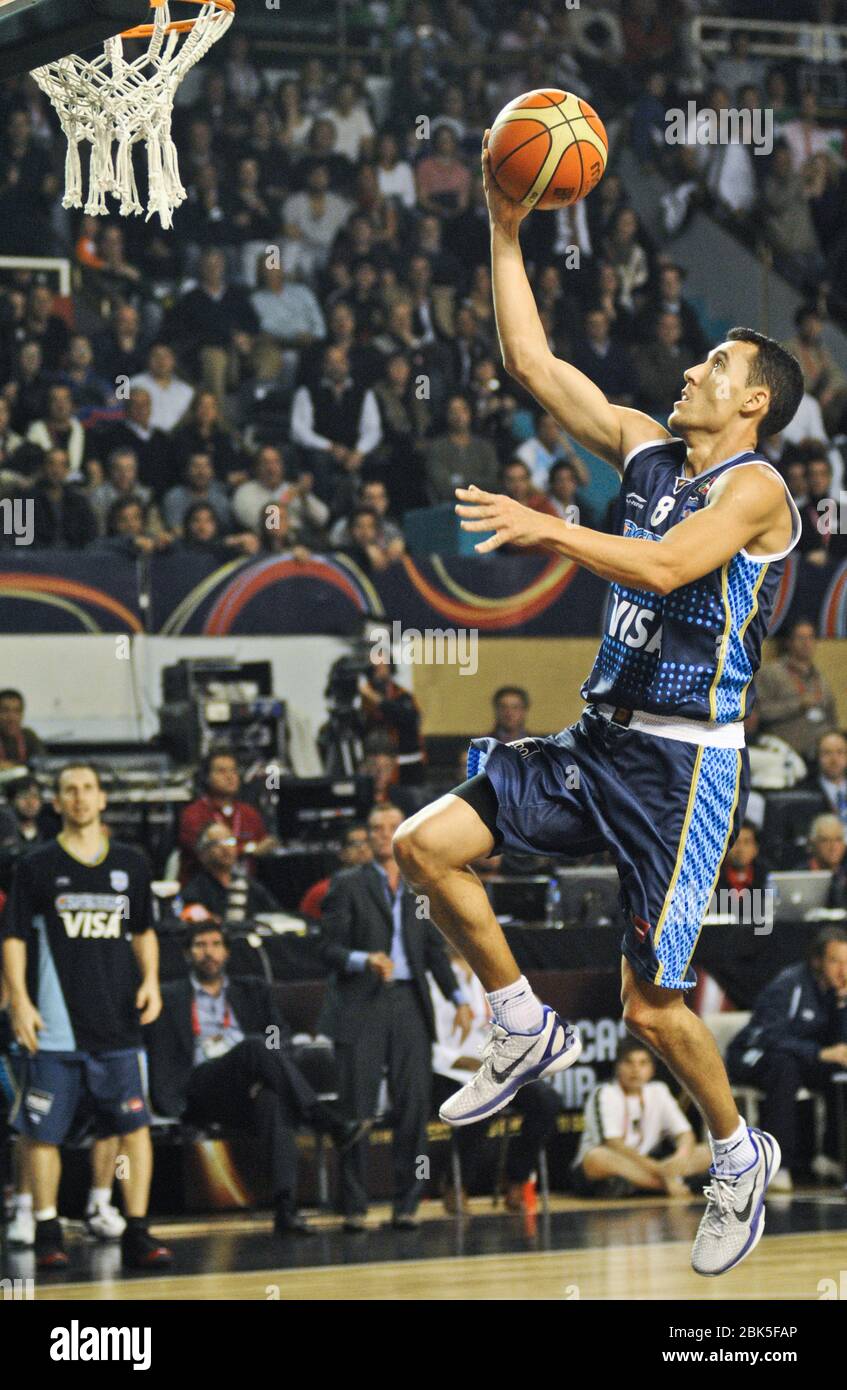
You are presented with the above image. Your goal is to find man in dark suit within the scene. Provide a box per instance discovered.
[319,804,473,1230]
[146,922,366,1236]
[800,731,847,830]
[87,387,173,500]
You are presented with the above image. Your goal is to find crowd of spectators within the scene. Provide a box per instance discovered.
[0,4,843,562]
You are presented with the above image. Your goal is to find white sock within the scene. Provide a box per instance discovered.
[709,1120,757,1176]
[14,1191,32,1211]
[35,1206,58,1223]
[88,1187,112,1211]
[486,976,544,1034]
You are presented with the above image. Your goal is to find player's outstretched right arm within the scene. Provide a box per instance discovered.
[483,134,670,474]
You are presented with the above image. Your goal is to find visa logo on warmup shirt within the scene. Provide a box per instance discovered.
[56,893,130,939]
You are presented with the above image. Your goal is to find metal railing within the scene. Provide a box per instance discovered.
[691,15,847,63]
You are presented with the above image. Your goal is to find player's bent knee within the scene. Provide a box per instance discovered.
[392,818,442,880]
[393,795,492,878]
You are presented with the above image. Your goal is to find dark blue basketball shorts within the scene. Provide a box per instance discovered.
[461,704,749,992]
[10,1048,151,1144]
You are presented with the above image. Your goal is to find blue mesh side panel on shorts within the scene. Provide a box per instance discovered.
[653,745,741,988]
[467,742,487,778]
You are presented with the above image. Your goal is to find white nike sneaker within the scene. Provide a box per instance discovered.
[85,1203,127,1240]
[6,1204,35,1246]
[439,1007,582,1127]
[691,1128,781,1277]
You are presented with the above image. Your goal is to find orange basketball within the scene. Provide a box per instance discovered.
[487,88,608,210]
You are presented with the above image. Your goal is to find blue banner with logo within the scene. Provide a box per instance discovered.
[0,550,844,637]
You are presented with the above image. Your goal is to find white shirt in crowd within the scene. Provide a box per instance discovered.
[377,160,417,210]
[129,372,194,434]
[327,105,375,162]
[575,1079,691,1166]
[430,962,491,1086]
[290,383,382,458]
[26,417,86,475]
[232,477,329,535]
[280,192,352,269]
[515,436,571,491]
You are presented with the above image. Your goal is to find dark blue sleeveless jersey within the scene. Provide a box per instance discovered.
[581,439,801,724]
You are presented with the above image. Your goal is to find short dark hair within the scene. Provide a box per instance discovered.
[342,820,367,845]
[184,501,219,534]
[617,1036,655,1064]
[549,459,578,485]
[0,688,24,706]
[106,496,146,535]
[739,819,759,836]
[203,745,238,777]
[725,327,804,439]
[502,457,530,477]
[183,920,229,951]
[781,618,815,652]
[6,774,39,800]
[56,761,103,791]
[493,685,529,708]
[810,926,847,962]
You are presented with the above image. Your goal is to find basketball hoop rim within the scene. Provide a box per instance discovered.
[121,0,235,41]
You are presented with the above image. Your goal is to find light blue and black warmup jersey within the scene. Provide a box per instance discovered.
[582,439,802,723]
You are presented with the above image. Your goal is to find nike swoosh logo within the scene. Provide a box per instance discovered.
[491,1041,539,1084]
[734,1167,765,1223]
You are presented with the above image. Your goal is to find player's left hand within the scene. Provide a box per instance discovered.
[136,980,163,1026]
[455,485,548,554]
[454,1003,474,1042]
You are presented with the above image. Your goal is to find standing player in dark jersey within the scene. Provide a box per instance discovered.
[2,763,172,1270]
[393,137,806,1279]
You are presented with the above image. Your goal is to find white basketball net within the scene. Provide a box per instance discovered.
[31,2,234,230]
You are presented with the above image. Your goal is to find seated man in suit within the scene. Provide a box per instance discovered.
[801,731,847,829]
[807,814,847,909]
[727,926,847,1192]
[318,804,473,1231]
[146,921,367,1236]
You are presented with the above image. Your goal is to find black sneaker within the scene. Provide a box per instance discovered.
[35,1218,69,1269]
[274,1209,316,1238]
[121,1224,173,1270]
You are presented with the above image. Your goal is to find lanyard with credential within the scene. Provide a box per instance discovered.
[191,994,232,1037]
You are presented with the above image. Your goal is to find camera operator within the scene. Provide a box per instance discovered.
[358,657,425,786]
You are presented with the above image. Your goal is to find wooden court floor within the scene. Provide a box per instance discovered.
[17,1191,847,1301]
[30,1232,847,1301]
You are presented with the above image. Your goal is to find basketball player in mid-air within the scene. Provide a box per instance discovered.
[393,135,805,1278]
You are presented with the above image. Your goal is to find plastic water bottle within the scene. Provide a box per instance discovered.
[545,875,563,929]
